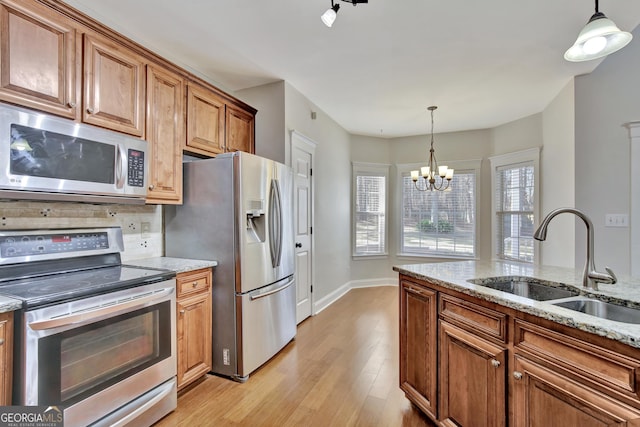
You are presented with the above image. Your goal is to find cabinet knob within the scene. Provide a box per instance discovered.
[148,184,155,190]
[513,371,523,380]
[192,282,198,288]
[68,101,76,108]
[180,309,185,314]
[86,107,94,114]
[491,359,501,368]
[0,338,4,346]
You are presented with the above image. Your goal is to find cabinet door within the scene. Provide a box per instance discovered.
[0,312,12,405]
[83,32,145,136]
[399,279,438,419]
[0,0,79,119]
[512,355,640,427]
[145,65,183,204]
[225,104,254,153]
[439,321,507,427]
[177,291,212,390]
[185,83,225,156]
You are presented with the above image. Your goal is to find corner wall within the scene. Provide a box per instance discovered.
[574,26,640,275]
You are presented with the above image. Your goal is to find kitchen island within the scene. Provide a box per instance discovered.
[394,260,640,426]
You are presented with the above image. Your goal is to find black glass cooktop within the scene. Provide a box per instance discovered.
[0,264,174,309]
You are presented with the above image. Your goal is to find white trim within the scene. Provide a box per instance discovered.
[624,122,640,277]
[313,278,398,314]
[396,159,482,259]
[489,147,541,263]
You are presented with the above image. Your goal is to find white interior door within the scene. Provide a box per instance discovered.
[291,131,315,324]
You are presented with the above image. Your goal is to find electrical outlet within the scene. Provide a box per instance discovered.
[141,222,151,238]
[605,214,628,227]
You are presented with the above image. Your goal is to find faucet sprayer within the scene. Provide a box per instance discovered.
[534,207,617,291]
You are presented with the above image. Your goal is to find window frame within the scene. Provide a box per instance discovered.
[396,159,481,260]
[351,162,390,259]
[489,147,541,263]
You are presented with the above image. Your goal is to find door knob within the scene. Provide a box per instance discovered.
[295,242,302,248]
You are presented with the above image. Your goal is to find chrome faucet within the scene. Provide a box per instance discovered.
[534,207,617,291]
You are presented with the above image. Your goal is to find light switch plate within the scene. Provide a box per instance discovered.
[605,214,628,227]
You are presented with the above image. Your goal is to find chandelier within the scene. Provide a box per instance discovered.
[411,106,453,191]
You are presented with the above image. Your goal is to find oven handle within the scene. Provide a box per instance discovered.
[28,287,174,331]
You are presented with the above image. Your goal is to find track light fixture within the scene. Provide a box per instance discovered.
[321,0,368,28]
[565,0,632,62]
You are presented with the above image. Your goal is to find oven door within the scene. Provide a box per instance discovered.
[20,279,176,427]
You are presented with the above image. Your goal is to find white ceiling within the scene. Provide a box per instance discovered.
[63,0,640,138]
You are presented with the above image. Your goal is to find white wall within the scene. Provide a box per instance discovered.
[574,25,640,276]
[284,83,352,302]
[540,80,575,268]
[236,81,286,163]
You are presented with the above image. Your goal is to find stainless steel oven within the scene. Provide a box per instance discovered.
[0,227,177,427]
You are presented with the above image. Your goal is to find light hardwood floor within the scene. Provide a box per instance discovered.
[155,286,435,427]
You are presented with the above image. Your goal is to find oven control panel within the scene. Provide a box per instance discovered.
[0,227,124,266]
[0,231,109,258]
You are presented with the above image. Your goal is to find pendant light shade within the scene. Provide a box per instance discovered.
[565,2,632,62]
[321,4,340,27]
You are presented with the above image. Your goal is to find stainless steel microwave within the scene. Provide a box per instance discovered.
[0,103,148,204]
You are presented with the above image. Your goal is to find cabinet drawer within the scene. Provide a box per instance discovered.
[439,294,507,343]
[177,268,211,298]
[514,319,640,399]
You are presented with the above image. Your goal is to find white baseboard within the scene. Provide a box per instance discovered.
[313,277,398,315]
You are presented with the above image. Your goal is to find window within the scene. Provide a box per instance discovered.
[352,163,389,257]
[490,148,540,263]
[398,160,480,258]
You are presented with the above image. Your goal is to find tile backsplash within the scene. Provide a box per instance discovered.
[0,200,163,261]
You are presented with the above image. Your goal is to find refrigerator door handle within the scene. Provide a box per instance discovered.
[269,179,283,268]
[249,277,295,300]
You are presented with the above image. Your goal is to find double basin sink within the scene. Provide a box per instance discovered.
[467,278,640,324]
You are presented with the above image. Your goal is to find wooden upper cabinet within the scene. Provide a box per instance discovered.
[185,83,225,156]
[0,0,80,119]
[145,64,184,204]
[83,32,145,137]
[226,104,254,153]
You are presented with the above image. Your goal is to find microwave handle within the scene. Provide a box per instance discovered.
[115,144,127,189]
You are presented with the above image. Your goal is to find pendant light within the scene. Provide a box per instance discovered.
[411,106,453,192]
[565,0,632,62]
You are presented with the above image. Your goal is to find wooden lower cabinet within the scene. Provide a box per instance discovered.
[399,279,438,419]
[439,321,506,427]
[0,311,12,405]
[176,268,212,390]
[512,356,640,427]
[398,274,640,426]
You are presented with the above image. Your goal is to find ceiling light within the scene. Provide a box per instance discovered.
[565,0,632,62]
[321,0,368,28]
[411,106,453,192]
[321,3,340,27]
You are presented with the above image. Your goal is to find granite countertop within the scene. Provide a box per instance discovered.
[394,260,640,349]
[0,295,23,313]
[126,257,218,274]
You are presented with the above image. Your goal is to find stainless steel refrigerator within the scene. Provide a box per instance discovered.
[165,152,296,382]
